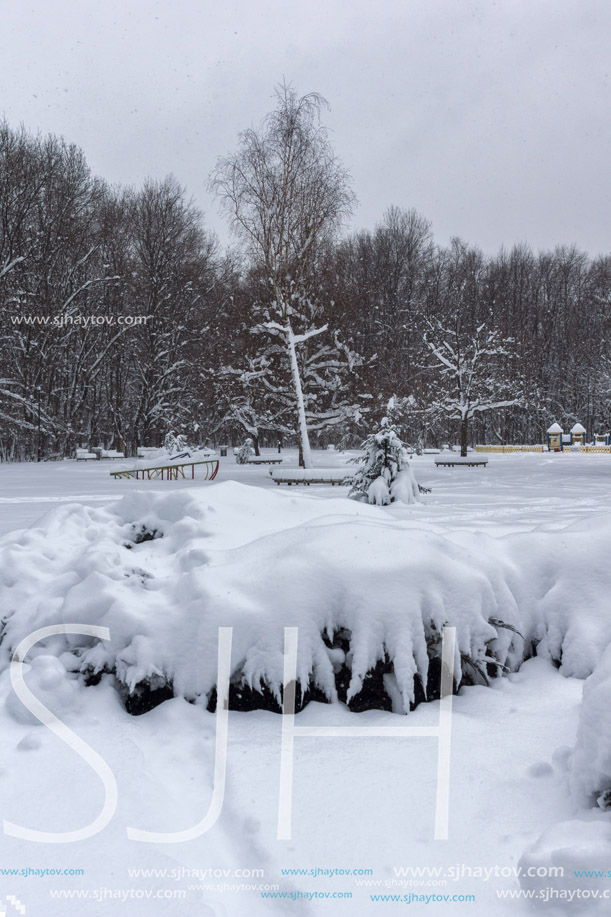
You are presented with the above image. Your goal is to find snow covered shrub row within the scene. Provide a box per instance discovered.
[1,485,611,717]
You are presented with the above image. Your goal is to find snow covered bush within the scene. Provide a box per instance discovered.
[163,432,188,455]
[2,483,611,719]
[349,417,420,505]
[235,438,255,464]
[0,484,515,716]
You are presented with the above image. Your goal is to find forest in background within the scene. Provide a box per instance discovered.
[1,116,610,461]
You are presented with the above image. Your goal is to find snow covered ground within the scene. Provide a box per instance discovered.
[3,448,611,537]
[0,450,610,915]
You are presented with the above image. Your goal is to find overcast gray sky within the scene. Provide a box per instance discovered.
[1,0,609,254]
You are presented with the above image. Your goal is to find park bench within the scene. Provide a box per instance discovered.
[434,455,488,468]
[244,456,283,465]
[100,449,125,460]
[270,468,354,486]
[75,449,96,461]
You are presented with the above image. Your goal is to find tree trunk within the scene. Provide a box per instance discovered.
[460,416,468,457]
[252,434,260,456]
[286,322,312,468]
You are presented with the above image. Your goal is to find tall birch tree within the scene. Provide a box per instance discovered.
[209,82,356,466]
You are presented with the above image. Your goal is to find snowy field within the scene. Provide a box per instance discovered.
[1,451,611,915]
[4,448,611,537]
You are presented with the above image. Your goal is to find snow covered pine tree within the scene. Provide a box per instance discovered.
[163,432,188,454]
[349,417,420,505]
[235,438,255,463]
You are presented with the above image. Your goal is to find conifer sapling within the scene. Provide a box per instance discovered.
[349,417,421,505]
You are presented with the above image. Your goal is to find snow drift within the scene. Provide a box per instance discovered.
[570,641,611,808]
[1,483,610,716]
[518,818,611,913]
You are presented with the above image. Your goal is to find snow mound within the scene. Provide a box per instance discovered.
[570,642,611,806]
[519,818,611,913]
[1,483,611,715]
[5,655,80,724]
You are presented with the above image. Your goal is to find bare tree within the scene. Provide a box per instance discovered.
[424,318,523,455]
[209,82,356,466]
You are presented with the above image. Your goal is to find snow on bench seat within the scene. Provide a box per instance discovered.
[270,467,354,486]
[244,456,283,465]
[435,455,488,467]
[100,449,125,459]
[75,449,96,461]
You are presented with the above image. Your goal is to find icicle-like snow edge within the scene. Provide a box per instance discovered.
[0,485,609,717]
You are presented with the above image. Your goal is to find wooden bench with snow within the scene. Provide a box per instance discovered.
[269,468,354,486]
[75,449,96,461]
[434,454,488,468]
[110,450,219,482]
[137,447,161,459]
[244,456,283,465]
[99,449,125,460]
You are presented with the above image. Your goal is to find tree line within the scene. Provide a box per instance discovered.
[1,92,610,462]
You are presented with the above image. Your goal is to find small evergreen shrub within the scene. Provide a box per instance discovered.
[349,417,420,506]
[236,438,255,464]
